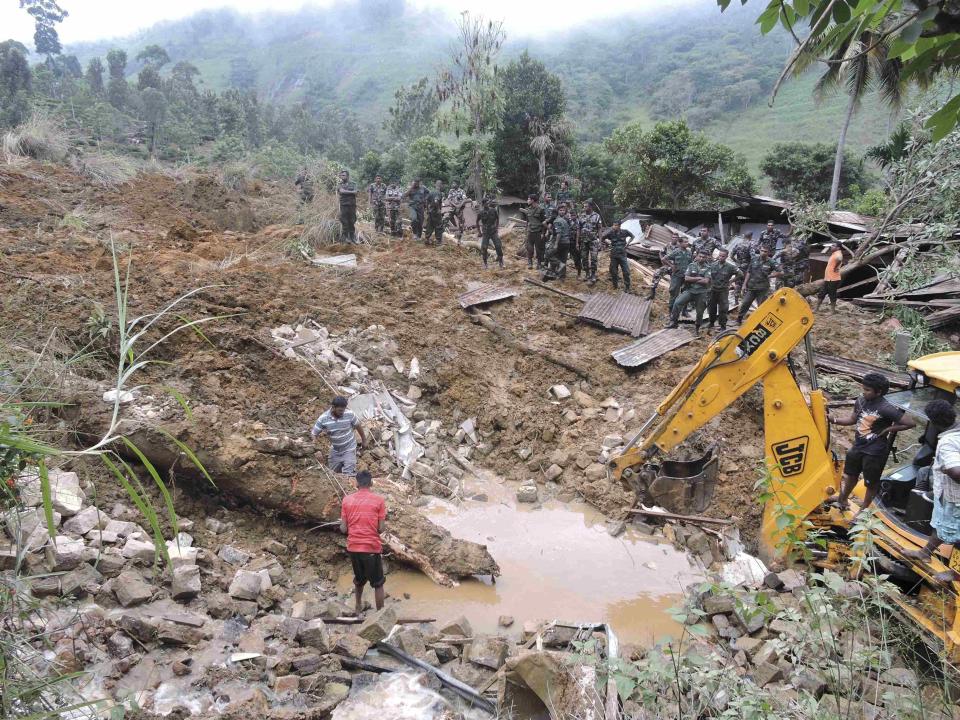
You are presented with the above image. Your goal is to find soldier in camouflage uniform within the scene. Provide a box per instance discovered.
[706,249,743,331]
[693,227,722,258]
[756,220,783,255]
[403,178,429,239]
[777,236,809,288]
[664,236,694,310]
[445,182,467,239]
[736,246,782,324]
[556,180,574,208]
[602,219,635,292]
[542,205,572,281]
[566,203,582,277]
[647,233,680,300]
[337,170,358,243]
[385,181,403,236]
[523,195,546,269]
[423,180,445,246]
[368,174,387,234]
[476,195,503,269]
[295,167,314,205]
[578,200,603,284]
[667,250,713,333]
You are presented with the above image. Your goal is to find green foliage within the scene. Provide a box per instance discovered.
[21,0,68,58]
[761,142,867,202]
[837,188,887,217]
[493,51,567,195]
[606,119,755,210]
[892,307,952,358]
[84,57,104,95]
[719,0,960,140]
[451,138,495,194]
[358,150,381,185]
[405,136,451,185]
[0,41,33,127]
[385,77,439,144]
[135,44,170,69]
[228,56,257,90]
[569,143,621,217]
[210,134,246,163]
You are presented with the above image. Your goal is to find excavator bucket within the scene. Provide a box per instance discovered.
[646,447,719,514]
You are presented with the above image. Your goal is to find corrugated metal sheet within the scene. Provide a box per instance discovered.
[611,328,693,367]
[457,283,519,309]
[579,293,652,337]
[814,354,911,389]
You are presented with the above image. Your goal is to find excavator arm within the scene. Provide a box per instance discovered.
[610,288,842,559]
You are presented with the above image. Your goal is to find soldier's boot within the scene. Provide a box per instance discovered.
[498,258,504,269]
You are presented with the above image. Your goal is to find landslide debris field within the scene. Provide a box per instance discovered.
[0,161,904,718]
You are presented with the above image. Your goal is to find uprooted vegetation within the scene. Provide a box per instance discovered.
[4,155,957,719]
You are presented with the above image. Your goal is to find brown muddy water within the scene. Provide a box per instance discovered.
[339,471,702,646]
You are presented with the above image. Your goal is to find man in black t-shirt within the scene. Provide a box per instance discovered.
[827,373,915,516]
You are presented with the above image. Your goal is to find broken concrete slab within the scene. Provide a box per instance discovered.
[171,564,201,601]
[357,607,397,643]
[121,537,157,564]
[62,505,106,536]
[218,545,252,566]
[229,569,271,600]
[297,619,334,653]
[467,634,509,670]
[114,570,154,607]
[45,535,84,571]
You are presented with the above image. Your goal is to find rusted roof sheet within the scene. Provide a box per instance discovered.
[579,293,652,337]
[457,283,519,309]
[814,353,911,389]
[611,328,693,367]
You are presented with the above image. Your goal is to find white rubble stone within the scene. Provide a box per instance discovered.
[4,507,61,543]
[114,570,154,607]
[63,506,107,536]
[599,397,620,409]
[85,529,120,547]
[205,518,228,534]
[121,537,157,563]
[516,482,538,504]
[102,389,135,404]
[174,532,193,548]
[171,564,201,601]
[165,543,199,568]
[549,384,572,400]
[45,535,85,571]
[228,569,271,600]
[104,519,140,537]
[408,357,420,380]
[17,470,85,516]
[601,435,624,449]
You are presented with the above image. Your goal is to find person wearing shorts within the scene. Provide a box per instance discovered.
[828,373,915,517]
[816,242,843,312]
[340,471,387,614]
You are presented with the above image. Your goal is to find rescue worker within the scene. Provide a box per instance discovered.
[294,166,314,205]
[730,232,754,304]
[542,204,571,281]
[445,181,467,239]
[424,180,445,246]
[311,395,368,476]
[403,178,429,240]
[337,170,358,243]
[602,219,635,292]
[667,250,713,334]
[706,249,742,331]
[385,181,403,235]
[578,200,603,284]
[368,174,387,234]
[693,226,722,257]
[816,242,844,312]
[664,236,693,310]
[476,195,503,269]
[777,236,809,288]
[647,233,681,301]
[567,204,582,277]
[557,180,574,207]
[736,246,782,323]
[757,220,783,254]
[524,195,546,270]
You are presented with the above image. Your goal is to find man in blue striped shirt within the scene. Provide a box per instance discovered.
[311,396,367,476]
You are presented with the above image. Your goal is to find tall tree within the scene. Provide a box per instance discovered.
[228,56,257,90]
[606,119,755,210]
[0,39,32,126]
[798,31,903,208]
[529,116,572,197]
[386,77,439,143]
[436,12,505,197]
[106,49,128,109]
[493,51,566,195]
[135,44,170,69]
[20,0,67,59]
[141,87,167,155]
[719,0,959,138]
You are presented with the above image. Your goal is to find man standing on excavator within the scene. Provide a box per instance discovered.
[827,373,916,517]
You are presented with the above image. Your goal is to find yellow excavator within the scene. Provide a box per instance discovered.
[609,288,960,657]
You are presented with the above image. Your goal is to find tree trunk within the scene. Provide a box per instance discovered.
[830,92,857,209]
[538,151,546,198]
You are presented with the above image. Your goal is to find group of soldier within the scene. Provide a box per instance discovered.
[296,169,814,334]
[658,220,810,334]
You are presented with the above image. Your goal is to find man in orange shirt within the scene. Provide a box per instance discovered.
[816,242,843,312]
[340,471,387,615]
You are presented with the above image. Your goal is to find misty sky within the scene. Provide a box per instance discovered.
[1,0,699,46]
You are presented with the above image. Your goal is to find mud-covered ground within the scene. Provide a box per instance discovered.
[1,159,904,554]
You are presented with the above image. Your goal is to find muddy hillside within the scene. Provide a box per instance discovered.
[1,160,920,719]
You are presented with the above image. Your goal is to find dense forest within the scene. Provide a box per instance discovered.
[0,0,914,214]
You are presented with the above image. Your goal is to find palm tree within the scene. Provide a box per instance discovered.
[529,116,572,197]
[798,31,904,208]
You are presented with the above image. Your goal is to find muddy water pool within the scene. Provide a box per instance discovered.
[339,472,702,646]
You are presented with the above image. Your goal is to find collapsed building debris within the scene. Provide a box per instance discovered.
[813,353,911,389]
[611,328,695,368]
[456,283,519,309]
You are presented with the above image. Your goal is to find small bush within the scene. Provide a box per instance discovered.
[2,114,72,163]
[70,152,138,187]
[220,162,253,192]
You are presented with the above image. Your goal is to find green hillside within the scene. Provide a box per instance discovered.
[66,0,894,175]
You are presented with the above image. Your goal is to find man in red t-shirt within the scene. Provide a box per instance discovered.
[339,471,387,615]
